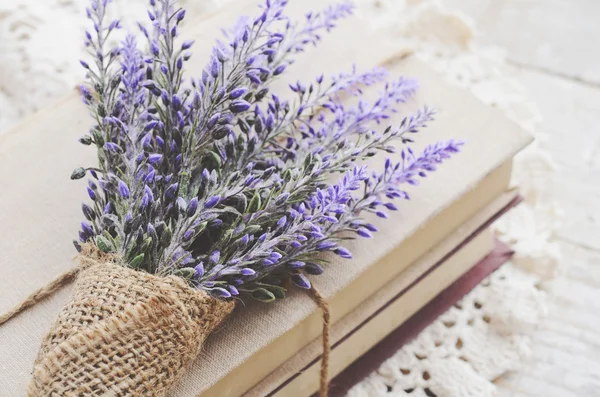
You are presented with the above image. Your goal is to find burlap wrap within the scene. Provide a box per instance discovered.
[28,258,235,397]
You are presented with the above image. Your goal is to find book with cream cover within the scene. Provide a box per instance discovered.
[0,0,531,395]
[246,193,520,397]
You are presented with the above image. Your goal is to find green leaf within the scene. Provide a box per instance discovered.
[220,228,234,246]
[95,235,114,253]
[97,104,106,117]
[303,152,313,173]
[244,225,262,235]
[130,253,145,268]
[209,151,222,168]
[92,127,104,146]
[265,285,287,299]
[125,241,138,261]
[247,191,261,213]
[141,237,153,252]
[179,172,190,197]
[174,268,197,280]
[196,221,208,234]
[161,226,172,247]
[221,206,242,216]
[251,288,276,303]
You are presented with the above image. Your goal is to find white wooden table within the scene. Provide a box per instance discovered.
[446,0,600,395]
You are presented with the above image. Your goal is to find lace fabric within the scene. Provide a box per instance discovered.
[346,1,560,395]
[0,1,559,396]
[0,0,216,133]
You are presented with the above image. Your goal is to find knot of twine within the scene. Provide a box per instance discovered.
[0,244,334,397]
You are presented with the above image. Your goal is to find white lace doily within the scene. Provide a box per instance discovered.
[347,1,560,396]
[0,1,560,396]
[0,0,217,133]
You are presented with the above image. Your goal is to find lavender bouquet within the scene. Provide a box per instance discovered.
[29,0,461,395]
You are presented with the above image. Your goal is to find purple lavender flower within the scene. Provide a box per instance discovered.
[241,268,255,276]
[357,228,373,238]
[194,262,205,278]
[165,183,178,200]
[118,180,130,198]
[317,241,337,251]
[334,247,352,259]
[276,216,287,228]
[229,100,251,113]
[291,274,311,289]
[81,221,94,237]
[105,142,121,152]
[148,154,163,164]
[229,87,248,99]
[187,197,198,216]
[205,196,220,209]
[82,203,96,220]
[183,230,194,242]
[73,0,460,302]
[86,186,97,201]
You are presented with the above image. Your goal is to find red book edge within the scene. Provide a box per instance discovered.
[326,237,514,397]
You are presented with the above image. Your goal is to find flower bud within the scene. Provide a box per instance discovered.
[357,228,373,238]
[181,40,194,50]
[276,216,287,228]
[81,221,94,237]
[229,100,251,113]
[79,135,93,145]
[334,247,352,259]
[215,47,228,63]
[183,229,194,242]
[187,197,199,216]
[148,153,163,164]
[212,125,232,140]
[205,196,220,209]
[229,87,248,100]
[82,203,96,220]
[211,288,231,298]
[87,186,96,201]
[118,180,130,198]
[305,264,324,275]
[71,167,86,180]
[165,183,179,200]
[273,64,286,76]
[209,250,220,265]
[291,274,311,289]
[194,262,205,278]
[241,268,255,276]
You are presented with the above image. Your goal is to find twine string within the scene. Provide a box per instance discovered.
[0,244,116,326]
[0,247,333,397]
[0,267,80,326]
[309,285,331,397]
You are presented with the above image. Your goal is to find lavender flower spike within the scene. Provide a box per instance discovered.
[73,0,460,302]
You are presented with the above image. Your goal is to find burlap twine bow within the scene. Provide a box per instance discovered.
[0,245,332,397]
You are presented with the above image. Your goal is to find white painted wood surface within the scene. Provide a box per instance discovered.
[445,1,600,395]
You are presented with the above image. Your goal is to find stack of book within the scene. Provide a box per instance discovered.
[0,0,531,395]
